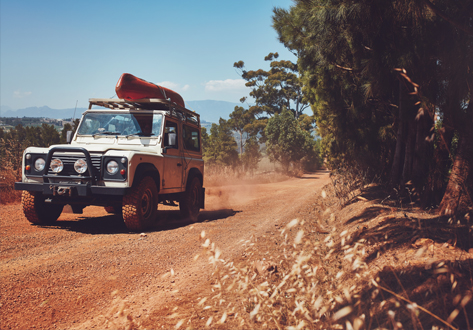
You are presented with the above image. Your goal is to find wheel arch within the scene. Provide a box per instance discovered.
[186,167,203,189]
[132,163,160,191]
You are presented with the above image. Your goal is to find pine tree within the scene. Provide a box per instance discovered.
[272,0,473,213]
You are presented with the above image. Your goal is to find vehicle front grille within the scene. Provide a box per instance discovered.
[48,154,102,177]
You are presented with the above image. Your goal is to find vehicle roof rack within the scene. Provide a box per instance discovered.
[88,98,200,126]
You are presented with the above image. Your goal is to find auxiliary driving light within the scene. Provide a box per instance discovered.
[50,159,64,173]
[74,159,88,174]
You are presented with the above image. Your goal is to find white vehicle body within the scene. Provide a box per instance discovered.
[15,98,205,231]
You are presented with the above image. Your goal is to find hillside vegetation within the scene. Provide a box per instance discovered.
[157,171,472,329]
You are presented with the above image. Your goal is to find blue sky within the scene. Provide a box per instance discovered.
[0,0,296,111]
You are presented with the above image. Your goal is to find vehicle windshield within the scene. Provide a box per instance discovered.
[77,112,163,137]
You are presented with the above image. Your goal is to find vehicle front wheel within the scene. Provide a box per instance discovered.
[21,191,63,225]
[122,176,158,231]
[180,177,202,222]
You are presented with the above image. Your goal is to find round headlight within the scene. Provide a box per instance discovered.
[106,160,119,175]
[50,158,64,173]
[34,158,45,171]
[74,159,88,174]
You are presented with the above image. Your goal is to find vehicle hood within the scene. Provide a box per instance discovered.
[42,139,164,155]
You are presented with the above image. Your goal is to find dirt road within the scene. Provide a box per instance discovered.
[0,171,330,329]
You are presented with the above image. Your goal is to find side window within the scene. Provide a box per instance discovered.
[183,125,200,152]
[164,120,178,148]
[152,114,162,136]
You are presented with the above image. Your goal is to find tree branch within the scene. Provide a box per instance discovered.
[422,0,473,36]
[335,64,353,71]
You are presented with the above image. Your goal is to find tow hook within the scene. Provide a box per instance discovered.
[53,186,71,196]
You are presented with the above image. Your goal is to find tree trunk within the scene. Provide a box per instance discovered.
[412,108,433,186]
[401,120,415,185]
[438,128,473,216]
[239,131,243,155]
[390,81,406,186]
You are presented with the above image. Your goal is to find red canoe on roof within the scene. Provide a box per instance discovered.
[115,73,185,108]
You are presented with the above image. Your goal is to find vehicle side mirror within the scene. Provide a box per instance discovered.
[66,130,73,143]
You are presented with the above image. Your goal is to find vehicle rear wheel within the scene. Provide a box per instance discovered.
[21,191,63,225]
[122,176,158,231]
[180,177,202,222]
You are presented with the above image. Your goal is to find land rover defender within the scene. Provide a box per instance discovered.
[14,98,205,231]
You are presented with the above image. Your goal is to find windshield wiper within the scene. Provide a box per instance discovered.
[93,131,119,138]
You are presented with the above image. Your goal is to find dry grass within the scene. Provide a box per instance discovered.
[0,166,21,204]
[0,142,22,204]
[183,184,472,329]
[100,169,471,329]
[94,290,141,330]
[330,165,380,207]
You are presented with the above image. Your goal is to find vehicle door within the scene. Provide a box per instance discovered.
[162,119,183,189]
[182,123,203,182]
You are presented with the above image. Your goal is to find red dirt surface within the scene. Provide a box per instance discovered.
[0,171,331,329]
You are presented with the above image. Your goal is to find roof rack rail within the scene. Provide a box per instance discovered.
[88,98,200,126]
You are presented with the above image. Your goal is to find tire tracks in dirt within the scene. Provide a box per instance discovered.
[0,171,330,329]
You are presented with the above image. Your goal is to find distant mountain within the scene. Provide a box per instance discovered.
[0,105,14,115]
[1,100,240,123]
[1,106,86,120]
[200,120,213,130]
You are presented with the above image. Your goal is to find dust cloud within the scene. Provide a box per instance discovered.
[203,171,289,211]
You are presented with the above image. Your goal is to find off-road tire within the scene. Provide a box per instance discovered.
[21,191,64,225]
[180,177,202,222]
[122,176,158,231]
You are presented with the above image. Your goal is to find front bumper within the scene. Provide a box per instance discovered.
[14,182,129,196]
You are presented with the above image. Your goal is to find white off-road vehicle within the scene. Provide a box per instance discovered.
[15,98,205,231]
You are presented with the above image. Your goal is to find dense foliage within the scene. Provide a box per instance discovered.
[234,52,309,119]
[201,52,322,174]
[0,121,78,171]
[272,0,473,213]
[265,109,317,172]
[0,122,77,203]
[202,119,239,170]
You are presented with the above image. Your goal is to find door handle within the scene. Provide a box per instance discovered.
[177,163,182,167]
